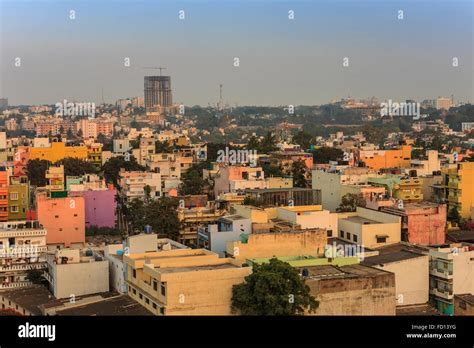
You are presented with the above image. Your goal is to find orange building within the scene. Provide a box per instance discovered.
[0,169,8,221]
[36,193,85,248]
[355,145,411,170]
[13,146,29,177]
[29,142,88,163]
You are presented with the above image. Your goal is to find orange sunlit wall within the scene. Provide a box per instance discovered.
[36,194,85,247]
[14,146,29,177]
[357,145,411,170]
[0,170,7,221]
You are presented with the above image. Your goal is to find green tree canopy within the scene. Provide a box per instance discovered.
[26,159,51,187]
[231,258,318,315]
[291,159,309,188]
[102,155,145,186]
[337,193,366,212]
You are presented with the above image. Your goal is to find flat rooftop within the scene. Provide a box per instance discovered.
[278,205,322,213]
[56,295,152,316]
[0,285,60,316]
[361,249,425,266]
[156,263,240,274]
[447,230,474,243]
[341,216,381,225]
[246,188,319,193]
[298,264,389,280]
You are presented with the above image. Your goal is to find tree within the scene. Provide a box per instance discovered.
[26,159,51,187]
[291,159,309,188]
[179,163,205,195]
[261,162,283,177]
[338,193,366,212]
[292,130,314,151]
[259,132,278,153]
[311,147,344,164]
[231,258,318,315]
[125,198,147,233]
[448,206,461,225]
[246,136,260,151]
[57,157,97,177]
[145,197,180,239]
[102,156,145,186]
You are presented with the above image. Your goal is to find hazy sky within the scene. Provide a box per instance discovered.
[1,0,473,106]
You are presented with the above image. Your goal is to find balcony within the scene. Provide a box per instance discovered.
[430,287,454,300]
[0,281,33,289]
[430,268,453,280]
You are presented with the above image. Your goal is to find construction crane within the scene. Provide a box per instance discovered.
[142,66,166,76]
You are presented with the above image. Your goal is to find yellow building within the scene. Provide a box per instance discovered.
[86,142,103,168]
[123,248,250,315]
[46,165,65,192]
[445,162,474,219]
[29,142,88,163]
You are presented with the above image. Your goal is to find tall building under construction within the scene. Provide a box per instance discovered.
[144,76,172,111]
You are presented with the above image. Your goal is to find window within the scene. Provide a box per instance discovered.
[160,307,165,315]
[376,236,387,243]
[459,301,467,310]
[9,193,18,200]
[10,206,19,213]
[153,281,158,291]
[353,234,358,242]
[161,284,166,296]
[132,269,136,278]
[139,293,143,300]
[153,303,157,309]
[145,298,149,304]
[340,230,344,238]
[132,289,136,295]
[346,232,351,240]
[327,230,333,237]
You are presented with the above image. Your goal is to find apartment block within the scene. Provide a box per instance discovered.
[444,162,474,219]
[124,248,251,315]
[429,244,474,315]
[0,220,47,290]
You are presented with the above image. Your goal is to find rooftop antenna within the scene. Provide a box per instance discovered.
[143,67,166,76]
[218,84,223,111]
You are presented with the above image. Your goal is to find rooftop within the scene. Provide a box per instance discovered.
[55,295,152,316]
[154,262,240,274]
[341,216,381,225]
[0,284,60,315]
[454,294,474,305]
[361,249,425,266]
[297,264,390,280]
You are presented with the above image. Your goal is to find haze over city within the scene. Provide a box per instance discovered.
[1,0,473,106]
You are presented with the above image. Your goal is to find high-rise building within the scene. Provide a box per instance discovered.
[144,76,172,110]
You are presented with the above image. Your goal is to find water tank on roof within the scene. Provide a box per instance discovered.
[85,249,93,257]
[302,268,309,277]
[144,225,152,234]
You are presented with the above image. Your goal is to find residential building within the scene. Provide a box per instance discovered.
[226,228,327,261]
[354,145,411,170]
[8,176,29,221]
[29,141,88,163]
[69,187,116,228]
[214,165,265,197]
[36,193,85,248]
[0,220,47,290]
[337,207,401,248]
[0,169,8,222]
[444,162,474,219]
[119,170,162,203]
[299,264,396,315]
[245,188,321,207]
[44,248,108,299]
[178,207,224,246]
[124,248,251,315]
[454,294,474,315]
[362,243,429,306]
[198,215,252,256]
[429,244,474,315]
[380,202,447,246]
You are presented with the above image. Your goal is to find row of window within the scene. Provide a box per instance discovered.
[339,230,358,242]
[131,287,165,315]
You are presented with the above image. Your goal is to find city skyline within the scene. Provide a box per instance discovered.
[1,0,472,106]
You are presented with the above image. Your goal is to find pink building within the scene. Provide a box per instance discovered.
[381,202,447,246]
[69,189,117,228]
[37,194,85,248]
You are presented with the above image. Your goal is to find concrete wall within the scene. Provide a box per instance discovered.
[227,229,327,260]
[372,256,429,306]
[306,270,396,315]
[53,260,109,299]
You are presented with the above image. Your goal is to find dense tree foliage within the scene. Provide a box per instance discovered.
[231,258,318,315]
